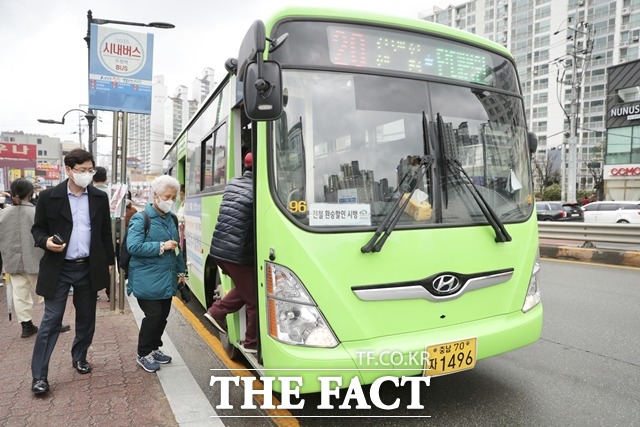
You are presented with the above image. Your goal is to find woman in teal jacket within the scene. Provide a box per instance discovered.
[126,175,186,373]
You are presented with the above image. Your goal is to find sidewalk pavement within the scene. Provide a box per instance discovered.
[0,287,220,427]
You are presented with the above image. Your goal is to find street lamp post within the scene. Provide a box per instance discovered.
[38,109,96,153]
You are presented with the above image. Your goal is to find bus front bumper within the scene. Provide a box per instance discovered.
[261,304,542,393]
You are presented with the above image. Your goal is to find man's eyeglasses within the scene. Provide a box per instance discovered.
[72,168,96,174]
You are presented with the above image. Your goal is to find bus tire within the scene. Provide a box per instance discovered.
[204,256,220,309]
[220,331,240,360]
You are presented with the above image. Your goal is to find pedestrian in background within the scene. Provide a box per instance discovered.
[92,166,110,200]
[0,179,43,338]
[124,190,137,228]
[204,152,257,354]
[31,184,45,205]
[0,190,8,288]
[30,148,115,396]
[126,175,187,373]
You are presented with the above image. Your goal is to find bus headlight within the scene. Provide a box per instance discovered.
[266,263,339,348]
[522,255,541,313]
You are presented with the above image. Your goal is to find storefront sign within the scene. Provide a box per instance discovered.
[610,103,640,120]
[0,142,36,160]
[604,164,640,179]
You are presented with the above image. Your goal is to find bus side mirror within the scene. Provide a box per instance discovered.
[243,60,283,121]
[528,131,538,154]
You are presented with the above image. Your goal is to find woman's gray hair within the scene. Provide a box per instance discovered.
[151,175,180,196]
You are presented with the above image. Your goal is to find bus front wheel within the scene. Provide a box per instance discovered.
[204,257,220,309]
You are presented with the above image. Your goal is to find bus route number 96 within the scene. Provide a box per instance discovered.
[289,201,307,214]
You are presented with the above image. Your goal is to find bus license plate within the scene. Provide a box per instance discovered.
[424,338,477,377]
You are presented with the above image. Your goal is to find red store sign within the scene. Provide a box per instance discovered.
[0,142,36,160]
[610,167,640,176]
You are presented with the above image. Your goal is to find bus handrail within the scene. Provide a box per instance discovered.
[537,222,640,245]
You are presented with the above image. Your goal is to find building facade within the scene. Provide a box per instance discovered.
[421,0,637,200]
[127,75,169,175]
[192,68,216,103]
[0,131,80,189]
[604,58,640,200]
[125,68,215,177]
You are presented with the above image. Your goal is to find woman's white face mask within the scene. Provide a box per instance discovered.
[156,199,174,213]
[154,187,177,214]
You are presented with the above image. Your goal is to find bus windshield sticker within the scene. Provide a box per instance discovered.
[309,203,371,226]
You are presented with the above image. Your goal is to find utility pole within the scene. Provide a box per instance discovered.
[567,21,594,202]
[567,33,579,203]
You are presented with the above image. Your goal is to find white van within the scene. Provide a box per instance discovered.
[582,201,640,224]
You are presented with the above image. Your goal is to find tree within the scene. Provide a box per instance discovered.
[542,183,561,201]
[585,139,605,201]
[532,151,561,195]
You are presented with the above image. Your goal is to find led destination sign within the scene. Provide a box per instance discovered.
[270,21,517,91]
[327,26,492,85]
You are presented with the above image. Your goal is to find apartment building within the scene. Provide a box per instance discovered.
[421,0,637,198]
[127,68,216,175]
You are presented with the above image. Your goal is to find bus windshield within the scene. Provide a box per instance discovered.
[271,71,533,229]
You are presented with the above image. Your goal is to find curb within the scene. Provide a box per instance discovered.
[126,293,223,426]
[540,245,640,267]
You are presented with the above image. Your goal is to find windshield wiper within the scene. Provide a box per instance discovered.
[433,113,510,243]
[435,113,449,210]
[361,154,434,253]
[449,159,511,242]
[424,112,442,224]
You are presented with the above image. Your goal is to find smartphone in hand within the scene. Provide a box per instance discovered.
[52,234,65,245]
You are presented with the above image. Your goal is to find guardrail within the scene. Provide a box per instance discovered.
[537,222,640,246]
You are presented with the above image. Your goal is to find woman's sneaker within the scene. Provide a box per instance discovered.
[137,353,160,372]
[151,349,172,364]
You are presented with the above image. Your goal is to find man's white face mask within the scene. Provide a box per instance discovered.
[72,172,94,188]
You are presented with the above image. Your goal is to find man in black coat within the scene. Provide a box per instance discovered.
[30,148,115,395]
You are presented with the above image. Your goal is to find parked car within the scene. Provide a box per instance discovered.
[536,201,585,222]
[582,201,640,224]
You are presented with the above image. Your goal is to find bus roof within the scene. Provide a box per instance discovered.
[265,7,513,59]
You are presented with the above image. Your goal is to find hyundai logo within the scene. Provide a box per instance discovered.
[429,274,462,296]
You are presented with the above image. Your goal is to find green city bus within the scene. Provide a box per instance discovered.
[164,7,542,393]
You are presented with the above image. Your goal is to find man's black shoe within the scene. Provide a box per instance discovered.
[72,360,92,374]
[32,379,49,395]
[60,324,71,333]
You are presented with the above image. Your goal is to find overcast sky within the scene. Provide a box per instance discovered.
[0,0,463,146]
